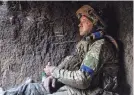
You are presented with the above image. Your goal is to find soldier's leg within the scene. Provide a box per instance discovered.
[48,86,84,95]
[24,83,48,95]
[2,83,48,95]
[1,83,84,95]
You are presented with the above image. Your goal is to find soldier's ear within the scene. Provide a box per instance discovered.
[87,19,93,26]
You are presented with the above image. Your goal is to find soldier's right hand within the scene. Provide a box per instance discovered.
[43,76,53,93]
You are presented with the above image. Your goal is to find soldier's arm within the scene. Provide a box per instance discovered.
[57,54,79,69]
[51,40,104,89]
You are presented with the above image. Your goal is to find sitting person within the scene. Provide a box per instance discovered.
[0,5,119,95]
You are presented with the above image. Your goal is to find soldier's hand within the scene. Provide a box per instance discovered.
[44,62,56,76]
[43,76,53,93]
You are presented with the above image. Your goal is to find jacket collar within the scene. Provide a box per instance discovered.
[82,29,104,42]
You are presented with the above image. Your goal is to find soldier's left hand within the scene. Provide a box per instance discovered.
[44,62,56,76]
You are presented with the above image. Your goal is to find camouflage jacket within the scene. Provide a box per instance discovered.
[51,34,119,94]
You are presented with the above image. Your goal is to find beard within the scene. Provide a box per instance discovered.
[79,29,91,36]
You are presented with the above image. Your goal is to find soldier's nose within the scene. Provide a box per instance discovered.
[78,23,82,27]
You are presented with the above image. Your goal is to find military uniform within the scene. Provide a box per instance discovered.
[49,33,119,95]
[48,5,119,95]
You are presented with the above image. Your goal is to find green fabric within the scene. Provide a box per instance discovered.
[82,55,98,71]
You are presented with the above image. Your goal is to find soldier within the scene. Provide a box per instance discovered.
[44,5,119,95]
[0,5,119,95]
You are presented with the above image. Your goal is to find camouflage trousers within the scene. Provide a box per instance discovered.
[2,83,119,95]
[2,83,70,95]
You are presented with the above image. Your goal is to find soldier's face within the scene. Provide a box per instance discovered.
[78,16,93,36]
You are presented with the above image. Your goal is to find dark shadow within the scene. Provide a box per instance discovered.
[101,2,131,95]
[102,3,119,39]
[117,40,131,95]
[0,1,3,5]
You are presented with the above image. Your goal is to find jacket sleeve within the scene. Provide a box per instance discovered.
[51,40,104,89]
[57,54,79,70]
